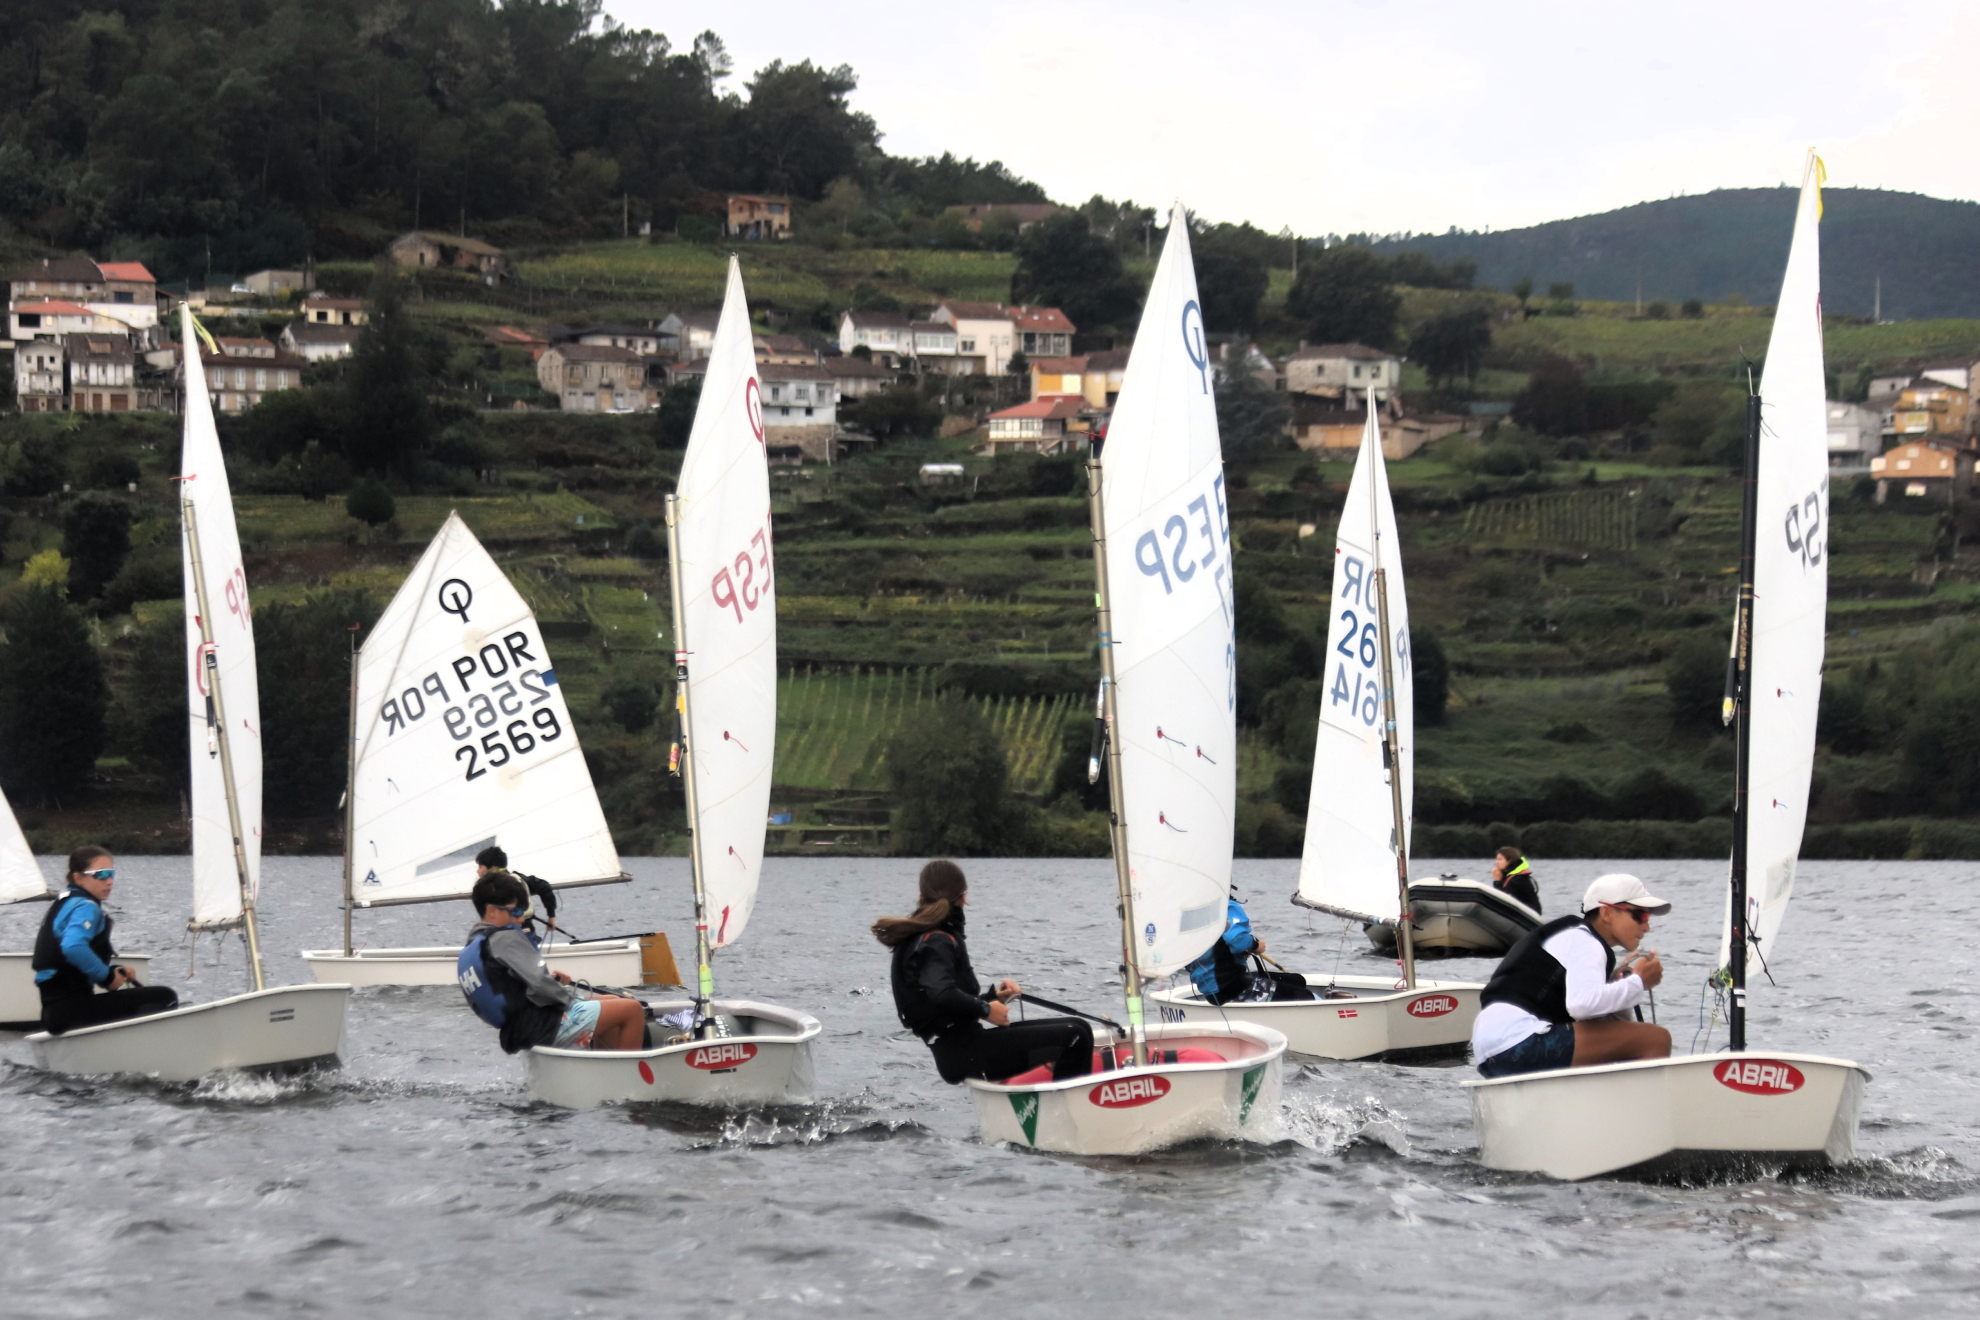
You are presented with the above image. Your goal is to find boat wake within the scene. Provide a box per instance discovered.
[626,1093,933,1149]
[1790,1145,1976,1201]
[1280,1091,1413,1159]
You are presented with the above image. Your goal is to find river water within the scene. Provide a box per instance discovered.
[0,856,1973,1318]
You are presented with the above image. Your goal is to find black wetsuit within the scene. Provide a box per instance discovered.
[889,909,1091,1084]
[1496,859,1541,912]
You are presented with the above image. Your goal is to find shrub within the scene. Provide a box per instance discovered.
[1610,766,1705,821]
[601,679,659,733]
[345,479,397,526]
[0,587,107,806]
[1664,635,1728,731]
[61,494,134,603]
[1680,298,1705,319]
[887,700,1016,855]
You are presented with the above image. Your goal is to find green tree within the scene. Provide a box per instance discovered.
[1664,635,1729,731]
[653,379,702,449]
[61,494,133,603]
[1650,382,1746,464]
[736,61,880,198]
[255,592,378,818]
[1513,277,1535,317]
[1412,628,1450,725]
[1213,363,1289,458]
[887,700,1015,855]
[120,615,187,792]
[1409,307,1493,387]
[1192,227,1270,332]
[341,273,433,476]
[0,586,108,806]
[1680,298,1705,319]
[1284,244,1401,348]
[1511,354,1589,436]
[1009,213,1142,329]
[345,479,396,526]
[602,678,658,733]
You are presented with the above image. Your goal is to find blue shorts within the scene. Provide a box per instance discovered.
[553,998,602,1048]
[1477,1024,1576,1078]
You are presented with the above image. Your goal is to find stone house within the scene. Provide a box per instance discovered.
[1285,342,1400,404]
[389,232,507,282]
[537,344,646,412]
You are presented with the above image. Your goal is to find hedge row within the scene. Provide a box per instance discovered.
[1415,817,1980,861]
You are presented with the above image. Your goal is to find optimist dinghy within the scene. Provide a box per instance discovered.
[1465,153,1868,1180]
[965,206,1285,1155]
[527,256,818,1108]
[31,305,350,1081]
[1151,397,1478,1060]
[0,790,149,1030]
[299,514,660,989]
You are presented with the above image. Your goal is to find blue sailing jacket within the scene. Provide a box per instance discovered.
[1186,898,1258,999]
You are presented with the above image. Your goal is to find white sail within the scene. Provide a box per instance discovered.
[0,786,50,904]
[675,256,776,950]
[179,305,262,928]
[1723,151,1829,970]
[1297,400,1412,921]
[349,513,620,905]
[1102,205,1235,979]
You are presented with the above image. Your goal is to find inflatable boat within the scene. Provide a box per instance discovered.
[1366,875,1541,959]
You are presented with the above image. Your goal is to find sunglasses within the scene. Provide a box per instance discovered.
[80,868,115,881]
[505,903,531,920]
[1614,904,1651,923]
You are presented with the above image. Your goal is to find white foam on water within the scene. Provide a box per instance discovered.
[1281,1092,1414,1158]
[189,1069,308,1105]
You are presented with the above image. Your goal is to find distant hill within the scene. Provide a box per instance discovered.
[1371,188,1980,321]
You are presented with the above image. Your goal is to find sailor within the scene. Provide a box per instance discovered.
[457,870,644,1052]
[32,847,178,1033]
[873,860,1093,1084]
[1491,846,1541,912]
[1470,873,1671,1078]
[475,846,559,931]
[1185,886,1267,1005]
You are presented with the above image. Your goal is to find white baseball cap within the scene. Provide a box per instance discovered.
[1581,873,1672,915]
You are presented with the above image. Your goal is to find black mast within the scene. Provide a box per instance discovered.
[1724,385,1762,1052]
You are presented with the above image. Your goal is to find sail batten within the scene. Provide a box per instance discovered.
[179,304,262,928]
[348,513,619,906]
[674,257,776,951]
[1721,153,1829,973]
[1100,206,1235,980]
[1297,405,1412,922]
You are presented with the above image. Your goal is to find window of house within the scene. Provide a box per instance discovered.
[960,339,975,352]
[794,386,809,402]
[256,370,268,392]
[18,314,37,328]
[1353,365,1362,378]
[114,291,132,304]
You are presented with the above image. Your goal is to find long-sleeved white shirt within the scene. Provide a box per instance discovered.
[1471,923,1645,1062]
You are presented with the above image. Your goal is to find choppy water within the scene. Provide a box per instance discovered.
[0,856,1974,1318]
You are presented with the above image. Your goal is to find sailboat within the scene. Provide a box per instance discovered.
[300,514,662,988]
[29,305,350,1082]
[1465,152,1868,1180]
[1151,397,1482,1059]
[966,206,1285,1155]
[0,789,150,1029]
[527,256,818,1109]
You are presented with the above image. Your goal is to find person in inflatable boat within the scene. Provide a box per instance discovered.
[458,870,645,1053]
[1469,873,1671,1078]
[1491,846,1541,912]
[873,860,1095,1084]
[32,846,179,1033]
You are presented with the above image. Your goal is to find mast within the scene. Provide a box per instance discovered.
[1366,403,1416,988]
[182,499,265,992]
[1724,386,1762,1051]
[665,493,716,1034]
[340,627,359,957]
[1087,452,1147,1068]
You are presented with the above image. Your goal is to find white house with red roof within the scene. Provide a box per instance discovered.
[983,396,1088,455]
[9,300,126,341]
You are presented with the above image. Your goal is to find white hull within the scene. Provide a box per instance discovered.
[0,952,153,1028]
[1367,877,1542,957]
[528,998,820,1108]
[966,1022,1287,1155]
[1150,974,1480,1061]
[27,983,353,1083]
[1465,1051,1870,1180]
[301,939,644,988]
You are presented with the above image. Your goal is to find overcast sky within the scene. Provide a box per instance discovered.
[611,0,1978,236]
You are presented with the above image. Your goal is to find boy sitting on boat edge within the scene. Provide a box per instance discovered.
[458,871,644,1052]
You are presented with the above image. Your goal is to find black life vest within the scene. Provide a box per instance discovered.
[32,889,115,1004]
[1478,913,1614,1025]
[889,921,978,1040]
[457,928,564,1054]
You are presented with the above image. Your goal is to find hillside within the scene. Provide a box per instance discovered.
[1372,188,1980,321]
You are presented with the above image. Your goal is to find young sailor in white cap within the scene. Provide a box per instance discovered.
[1469,873,1673,1077]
